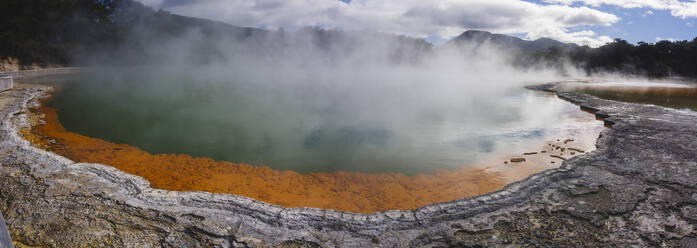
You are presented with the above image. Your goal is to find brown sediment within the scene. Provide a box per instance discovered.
[24,96,520,213]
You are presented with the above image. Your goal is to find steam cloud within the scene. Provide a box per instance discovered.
[59,21,601,173]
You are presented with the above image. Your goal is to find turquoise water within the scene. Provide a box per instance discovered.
[49,67,602,174]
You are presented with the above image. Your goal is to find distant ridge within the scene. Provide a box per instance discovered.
[447,30,576,52]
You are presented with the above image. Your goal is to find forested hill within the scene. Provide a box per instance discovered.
[0,0,433,67]
[523,38,697,78]
[0,0,696,78]
[449,30,697,78]
[447,30,575,52]
[0,0,268,67]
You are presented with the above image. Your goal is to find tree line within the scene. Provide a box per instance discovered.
[524,38,697,78]
[0,0,118,66]
[1,0,696,78]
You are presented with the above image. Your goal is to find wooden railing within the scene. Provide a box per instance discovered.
[0,210,12,248]
[0,67,85,90]
[0,76,11,92]
[0,67,82,79]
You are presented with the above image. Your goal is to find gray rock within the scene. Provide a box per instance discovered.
[0,83,695,247]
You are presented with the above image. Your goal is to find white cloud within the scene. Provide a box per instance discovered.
[136,0,620,47]
[136,0,166,7]
[656,36,676,41]
[544,0,697,18]
[642,10,654,17]
[688,22,694,27]
[530,29,615,47]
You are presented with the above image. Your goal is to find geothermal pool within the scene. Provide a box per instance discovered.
[47,68,602,174]
[26,68,605,212]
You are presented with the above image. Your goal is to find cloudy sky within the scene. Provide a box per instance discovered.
[135,0,697,47]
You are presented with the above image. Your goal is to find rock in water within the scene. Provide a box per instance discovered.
[550,155,567,161]
[568,148,585,153]
[510,158,526,163]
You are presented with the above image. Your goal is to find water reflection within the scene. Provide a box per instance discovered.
[560,81,697,111]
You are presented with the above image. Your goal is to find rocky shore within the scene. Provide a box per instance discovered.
[1,82,696,247]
